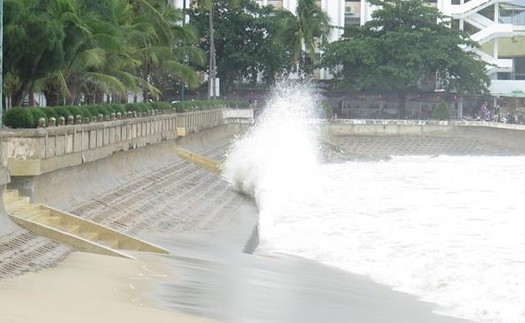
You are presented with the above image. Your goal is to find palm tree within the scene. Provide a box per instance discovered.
[3,0,66,107]
[41,0,135,105]
[127,0,204,102]
[40,0,203,105]
[4,0,203,107]
[275,0,331,77]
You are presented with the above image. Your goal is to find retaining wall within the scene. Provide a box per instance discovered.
[325,119,525,153]
[0,108,248,237]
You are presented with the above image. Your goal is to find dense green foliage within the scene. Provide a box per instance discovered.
[432,101,451,120]
[274,0,331,76]
[190,0,295,93]
[3,108,34,129]
[172,99,240,112]
[322,0,490,97]
[190,0,331,93]
[3,0,204,107]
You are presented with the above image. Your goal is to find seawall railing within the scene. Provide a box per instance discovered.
[0,108,250,178]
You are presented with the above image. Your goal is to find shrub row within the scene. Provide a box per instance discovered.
[172,99,248,112]
[431,101,451,120]
[3,101,223,129]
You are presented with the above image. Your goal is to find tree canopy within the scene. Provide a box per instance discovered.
[190,0,295,93]
[3,0,203,107]
[321,0,490,96]
[189,0,332,95]
[274,0,331,77]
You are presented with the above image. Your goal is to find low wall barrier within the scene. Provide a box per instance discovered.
[324,119,525,153]
[0,108,243,177]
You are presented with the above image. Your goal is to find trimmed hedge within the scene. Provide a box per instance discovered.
[29,108,48,127]
[432,101,451,120]
[3,108,34,129]
[2,99,233,129]
[172,99,229,112]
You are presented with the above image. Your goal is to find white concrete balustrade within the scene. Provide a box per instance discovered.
[0,109,230,176]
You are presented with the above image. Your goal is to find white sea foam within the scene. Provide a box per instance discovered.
[222,83,321,234]
[222,84,525,323]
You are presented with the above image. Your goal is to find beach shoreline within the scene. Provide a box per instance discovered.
[0,251,213,323]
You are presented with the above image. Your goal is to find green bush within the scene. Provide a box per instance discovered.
[4,101,184,128]
[172,100,226,112]
[3,108,34,128]
[432,101,451,120]
[93,105,110,117]
[109,103,126,116]
[78,106,94,118]
[67,106,86,119]
[54,106,73,119]
[29,108,48,127]
[150,101,171,112]
[125,103,150,114]
[317,101,334,119]
[84,105,99,117]
[42,108,58,122]
[227,100,249,108]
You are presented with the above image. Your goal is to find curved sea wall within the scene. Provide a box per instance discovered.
[0,114,523,278]
[0,109,248,237]
[325,119,525,153]
[0,108,254,279]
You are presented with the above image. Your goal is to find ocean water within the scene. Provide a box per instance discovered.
[222,85,525,323]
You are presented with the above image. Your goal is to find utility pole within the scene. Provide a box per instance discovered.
[208,2,216,99]
[180,0,186,101]
[0,0,3,127]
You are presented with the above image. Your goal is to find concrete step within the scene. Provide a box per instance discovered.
[2,189,20,202]
[78,231,100,241]
[10,205,47,219]
[32,215,62,227]
[57,224,81,234]
[3,189,169,258]
[5,196,31,212]
[98,240,120,249]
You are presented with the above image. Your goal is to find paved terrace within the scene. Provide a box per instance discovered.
[1,116,525,279]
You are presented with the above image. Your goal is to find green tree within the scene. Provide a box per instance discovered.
[189,0,293,93]
[274,0,331,77]
[127,0,204,102]
[3,0,65,107]
[4,0,203,107]
[193,0,240,98]
[322,0,490,98]
[43,0,131,105]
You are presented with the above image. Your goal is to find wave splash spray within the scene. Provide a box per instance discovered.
[222,83,321,236]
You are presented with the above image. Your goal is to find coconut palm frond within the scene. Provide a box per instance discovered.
[164,60,200,87]
[82,72,127,94]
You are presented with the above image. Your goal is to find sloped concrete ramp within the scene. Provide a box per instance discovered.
[0,125,250,278]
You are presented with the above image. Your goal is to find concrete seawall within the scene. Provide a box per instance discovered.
[1,115,524,278]
[324,119,525,158]
[0,109,254,278]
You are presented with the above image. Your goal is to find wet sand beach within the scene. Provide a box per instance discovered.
[0,252,210,323]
